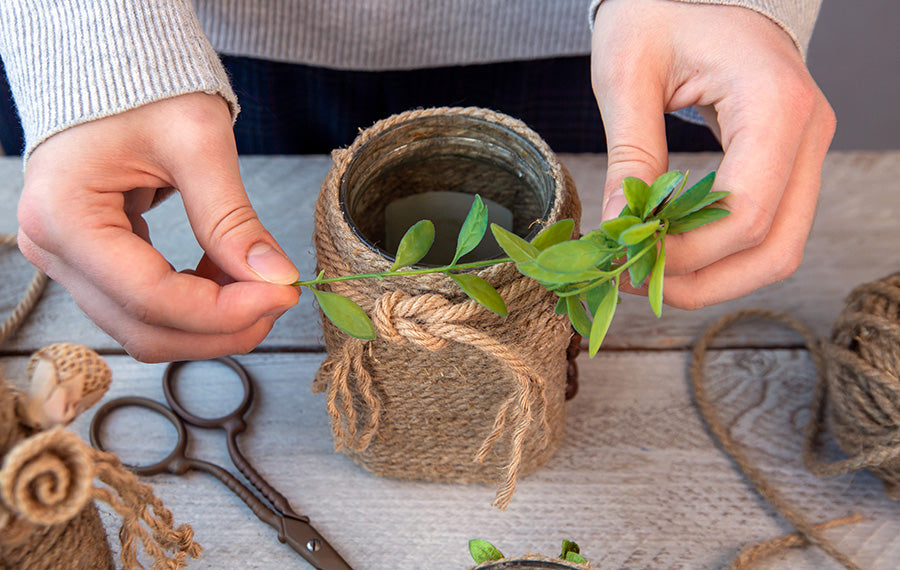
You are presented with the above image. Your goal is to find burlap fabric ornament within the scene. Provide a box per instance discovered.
[1,234,201,569]
[312,107,581,509]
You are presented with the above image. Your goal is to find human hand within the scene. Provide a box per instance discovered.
[17,93,301,362]
[592,0,836,309]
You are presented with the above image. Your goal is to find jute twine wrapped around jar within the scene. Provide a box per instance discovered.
[692,271,900,569]
[312,107,581,509]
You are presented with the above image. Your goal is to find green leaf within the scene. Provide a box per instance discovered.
[536,240,610,274]
[648,237,666,317]
[690,190,730,212]
[626,237,657,288]
[668,207,730,234]
[566,296,593,337]
[491,223,540,263]
[450,273,508,316]
[565,552,588,564]
[600,215,641,242]
[517,260,605,285]
[312,289,375,340]
[531,219,575,251]
[658,171,716,221]
[389,220,434,271]
[645,171,685,217]
[452,195,488,265]
[555,296,568,315]
[617,220,660,246]
[588,280,618,357]
[580,229,618,248]
[585,280,614,315]
[469,539,504,563]
[622,176,650,218]
[560,539,581,559]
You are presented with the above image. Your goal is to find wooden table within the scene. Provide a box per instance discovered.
[1,152,898,569]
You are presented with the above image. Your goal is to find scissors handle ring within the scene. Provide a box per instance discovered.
[89,396,188,476]
[162,356,254,429]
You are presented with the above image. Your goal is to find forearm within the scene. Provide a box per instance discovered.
[0,0,237,160]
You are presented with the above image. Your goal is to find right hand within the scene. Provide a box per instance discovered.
[17,93,301,362]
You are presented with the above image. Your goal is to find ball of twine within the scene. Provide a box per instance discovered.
[821,271,900,490]
[691,271,900,570]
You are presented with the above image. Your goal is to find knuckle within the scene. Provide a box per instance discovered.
[203,203,261,246]
[736,207,772,248]
[671,293,708,312]
[120,297,157,328]
[16,185,56,248]
[769,246,804,282]
[606,143,666,180]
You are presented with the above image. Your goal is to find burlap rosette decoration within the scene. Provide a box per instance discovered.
[312,107,581,509]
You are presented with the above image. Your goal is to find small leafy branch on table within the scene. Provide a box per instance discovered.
[469,538,590,565]
[294,171,729,357]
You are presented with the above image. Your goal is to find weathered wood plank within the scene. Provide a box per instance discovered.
[2,349,896,569]
[1,152,898,354]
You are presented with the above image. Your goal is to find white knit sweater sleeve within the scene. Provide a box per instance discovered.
[589,0,823,60]
[0,0,237,160]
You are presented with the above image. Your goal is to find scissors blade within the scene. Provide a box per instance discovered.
[280,513,353,570]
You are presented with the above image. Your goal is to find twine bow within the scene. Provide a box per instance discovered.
[314,277,559,509]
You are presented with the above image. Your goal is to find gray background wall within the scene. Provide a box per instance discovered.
[807,0,899,149]
[1,2,896,154]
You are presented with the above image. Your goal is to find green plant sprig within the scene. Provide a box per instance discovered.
[468,538,590,565]
[294,171,729,357]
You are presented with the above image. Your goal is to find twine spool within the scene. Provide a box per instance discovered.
[821,271,900,490]
[691,271,900,569]
[312,107,581,509]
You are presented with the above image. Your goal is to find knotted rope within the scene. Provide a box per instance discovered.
[314,277,561,509]
[692,272,900,568]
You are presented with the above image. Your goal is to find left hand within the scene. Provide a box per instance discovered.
[592,0,836,309]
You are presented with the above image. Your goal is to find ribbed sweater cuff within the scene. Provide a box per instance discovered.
[0,0,238,161]
[588,0,823,60]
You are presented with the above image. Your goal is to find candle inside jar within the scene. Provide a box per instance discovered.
[385,191,514,266]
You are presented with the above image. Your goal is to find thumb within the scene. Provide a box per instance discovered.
[596,80,669,223]
[178,160,299,286]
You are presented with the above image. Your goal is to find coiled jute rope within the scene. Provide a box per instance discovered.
[692,271,900,569]
[0,233,47,347]
[312,107,581,509]
[1,233,201,569]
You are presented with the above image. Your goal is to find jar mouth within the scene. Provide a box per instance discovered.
[339,112,558,266]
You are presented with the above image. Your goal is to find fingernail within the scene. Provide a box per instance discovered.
[247,243,299,284]
[602,187,627,222]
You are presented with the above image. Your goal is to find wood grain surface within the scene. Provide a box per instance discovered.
[1,152,899,569]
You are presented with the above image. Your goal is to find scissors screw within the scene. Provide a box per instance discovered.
[306,538,322,553]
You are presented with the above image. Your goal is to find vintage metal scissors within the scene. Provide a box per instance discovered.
[89,356,353,570]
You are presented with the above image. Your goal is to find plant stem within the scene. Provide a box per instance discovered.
[292,257,514,288]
